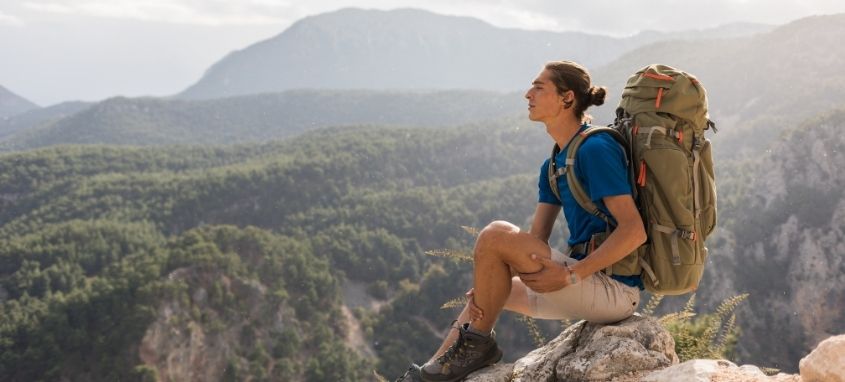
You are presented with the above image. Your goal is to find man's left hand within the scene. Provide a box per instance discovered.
[518,254,571,293]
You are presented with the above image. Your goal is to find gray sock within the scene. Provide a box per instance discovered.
[467,324,491,338]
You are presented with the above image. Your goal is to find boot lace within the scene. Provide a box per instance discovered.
[437,330,468,366]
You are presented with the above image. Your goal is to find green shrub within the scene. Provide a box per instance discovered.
[642,293,748,362]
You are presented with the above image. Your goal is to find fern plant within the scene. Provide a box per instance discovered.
[642,293,749,362]
[516,314,547,347]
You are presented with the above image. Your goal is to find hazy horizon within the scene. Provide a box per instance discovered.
[2,0,844,105]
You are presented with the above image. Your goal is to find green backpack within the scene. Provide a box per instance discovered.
[548,64,717,295]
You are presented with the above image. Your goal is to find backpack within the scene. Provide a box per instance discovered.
[547,64,717,295]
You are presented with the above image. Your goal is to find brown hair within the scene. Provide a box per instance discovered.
[544,61,607,121]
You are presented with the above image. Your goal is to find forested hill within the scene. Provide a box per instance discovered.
[0,121,553,380]
[0,90,522,151]
[1,104,844,378]
[0,101,91,140]
[0,120,546,241]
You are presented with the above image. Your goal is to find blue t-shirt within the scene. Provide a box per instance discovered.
[538,124,643,288]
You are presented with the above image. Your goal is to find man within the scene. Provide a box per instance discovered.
[397,60,645,382]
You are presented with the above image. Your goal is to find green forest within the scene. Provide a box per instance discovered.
[0,122,563,380]
[2,99,844,379]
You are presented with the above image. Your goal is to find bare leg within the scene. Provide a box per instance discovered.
[426,277,534,363]
[426,220,553,363]
[471,221,551,332]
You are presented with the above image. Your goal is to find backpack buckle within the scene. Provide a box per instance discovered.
[678,230,696,241]
[692,136,704,151]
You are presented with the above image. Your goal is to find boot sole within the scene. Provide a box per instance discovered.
[421,348,503,382]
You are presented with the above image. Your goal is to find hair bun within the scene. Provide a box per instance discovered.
[589,86,607,106]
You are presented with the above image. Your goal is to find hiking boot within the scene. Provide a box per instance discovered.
[420,323,502,382]
[394,363,423,382]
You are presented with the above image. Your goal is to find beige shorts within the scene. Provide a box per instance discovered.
[526,248,640,324]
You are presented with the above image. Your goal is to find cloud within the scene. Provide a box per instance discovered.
[309,0,845,35]
[0,10,25,26]
[21,0,299,26]
[13,0,845,33]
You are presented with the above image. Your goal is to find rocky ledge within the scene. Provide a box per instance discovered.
[466,314,675,382]
[463,314,843,382]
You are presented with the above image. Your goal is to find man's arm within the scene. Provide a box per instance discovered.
[567,194,646,279]
[528,203,561,243]
[519,194,644,293]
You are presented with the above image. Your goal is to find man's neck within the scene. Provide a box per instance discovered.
[546,117,584,150]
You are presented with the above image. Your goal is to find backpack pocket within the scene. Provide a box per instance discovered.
[697,139,717,239]
[639,146,698,266]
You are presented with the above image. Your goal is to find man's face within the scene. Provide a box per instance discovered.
[524,69,570,122]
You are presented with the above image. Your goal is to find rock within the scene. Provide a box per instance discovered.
[465,314,677,382]
[555,315,677,381]
[512,320,585,382]
[465,363,514,382]
[770,373,802,382]
[738,364,772,380]
[643,359,800,382]
[800,334,845,382]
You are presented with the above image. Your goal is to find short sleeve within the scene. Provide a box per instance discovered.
[575,134,632,203]
[538,158,562,205]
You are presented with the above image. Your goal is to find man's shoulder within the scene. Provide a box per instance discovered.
[578,131,623,156]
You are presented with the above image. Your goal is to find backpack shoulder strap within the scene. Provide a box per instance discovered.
[547,143,565,201]
[549,126,628,228]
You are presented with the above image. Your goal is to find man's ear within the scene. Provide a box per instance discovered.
[562,91,575,109]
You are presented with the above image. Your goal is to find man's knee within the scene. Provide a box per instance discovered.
[475,220,519,257]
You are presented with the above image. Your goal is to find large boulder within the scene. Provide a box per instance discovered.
[800,334,845,382]
[466,314,677,382]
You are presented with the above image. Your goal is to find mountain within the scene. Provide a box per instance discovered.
[0,90,523,151]
[0,11,793,152]
[591,13,845,159]
[0,101,91,140]
[178,8,771,100]
[698,108,845,371]
[0,85,39,119]
[1,11,807,152]
[632,21,773,42]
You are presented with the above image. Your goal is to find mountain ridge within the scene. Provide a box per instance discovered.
[0,90,523,151]
[178,7,773,100]
[0,85,39,119]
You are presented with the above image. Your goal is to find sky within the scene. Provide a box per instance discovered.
[2,0,845,106]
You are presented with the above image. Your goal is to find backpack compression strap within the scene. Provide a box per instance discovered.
[548,126,630,228]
